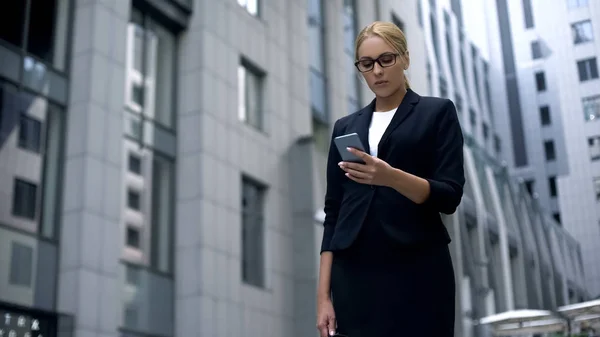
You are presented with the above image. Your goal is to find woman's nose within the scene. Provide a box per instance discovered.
[373,62,384,75]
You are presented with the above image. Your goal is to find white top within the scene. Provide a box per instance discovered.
[368,108,397,157]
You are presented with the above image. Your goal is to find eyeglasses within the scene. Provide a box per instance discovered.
[354,53,400,73]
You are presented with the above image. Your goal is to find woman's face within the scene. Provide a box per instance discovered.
[356,35,408,98]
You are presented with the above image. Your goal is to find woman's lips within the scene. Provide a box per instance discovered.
[374,80,388,85]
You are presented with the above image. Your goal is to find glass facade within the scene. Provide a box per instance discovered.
[121,6,177,336]
[0,0,69,318]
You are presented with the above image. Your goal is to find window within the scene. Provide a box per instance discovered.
[426,60,433,95]
[549,176,557,197]
[535,72,546,91]
[522,0,535,28]
[540,106,551,125]
[577,58,599,82]
[238,59,265,130]
[127,189,141,211]
[241,177,266,288]
[126,226,141,249]
[455,94,463,114]
[588,136,600,161]
[1,81,65,239]
[594,177,600,200]
[544,140,556,161]
[483,62,493,113]
[18,114,42,153]
[9,242,33,287]
[12,178,38,220]
[567,0,588,9]
[0,0,70,71]
[459,33,469,91]
[439,76,448,98]
[525,179,534,195]
[471,46,481,102]
[553,212,561,225]
[572,20,593,44]
[583,95,600,121]
[430,14,441,63]
[237,0,259,16]
[417,0,424,27]
[126,9,176,128]
[129,154,142,175]
[494,134,502,154]
[531,40,542,59]
[444,12,455,77]
[483,122,489,140]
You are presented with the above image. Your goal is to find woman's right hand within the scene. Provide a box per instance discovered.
[316,297,337,337]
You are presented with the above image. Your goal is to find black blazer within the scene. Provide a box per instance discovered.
[320,89,465,253]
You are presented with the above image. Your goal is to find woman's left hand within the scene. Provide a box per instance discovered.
[338,147,394,186]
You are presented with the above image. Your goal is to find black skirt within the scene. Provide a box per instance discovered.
[330,210,456,337]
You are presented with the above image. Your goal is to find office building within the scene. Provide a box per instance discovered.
[0,0,590,336]
[496,0,600,297]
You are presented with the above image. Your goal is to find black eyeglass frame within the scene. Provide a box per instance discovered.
[354,52,401,73]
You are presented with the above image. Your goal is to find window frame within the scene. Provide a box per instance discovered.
[238,58,266,131]
[540,105,551,126]
[535,71,547,92]
[548,176,557,197]
[531,40,542,59]
[241,176,267,289]
[125,9,178,132]
[17,112,44,153]
[588,135,600,161]
[12,177,38,220]
[544,140,556,161]
[571,20,594,45]
[582,94,600,121]
[577,57,599,82]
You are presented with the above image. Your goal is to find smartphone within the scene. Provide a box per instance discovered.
[334,132,366,164]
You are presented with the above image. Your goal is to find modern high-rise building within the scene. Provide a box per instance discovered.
[495,0,600,298]
[0,1,591,337]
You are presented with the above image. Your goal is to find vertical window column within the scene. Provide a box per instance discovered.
[120,7,177,337]
[343,0,360,114]
[241,177,267,288]
[308,0,329,152]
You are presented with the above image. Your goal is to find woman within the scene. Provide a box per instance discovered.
[316,21,464,337]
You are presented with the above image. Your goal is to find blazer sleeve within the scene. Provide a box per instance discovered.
[320,119,345,253]
[422,100,465,214]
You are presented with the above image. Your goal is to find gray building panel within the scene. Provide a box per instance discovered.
[496,0,528,168]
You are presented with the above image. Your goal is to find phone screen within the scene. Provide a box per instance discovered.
[334,133,366,163]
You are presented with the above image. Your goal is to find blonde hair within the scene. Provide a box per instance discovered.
[355,21,410,89]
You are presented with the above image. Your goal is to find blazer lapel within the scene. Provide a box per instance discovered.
[377,89,420,155]
[355,98,376,155]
